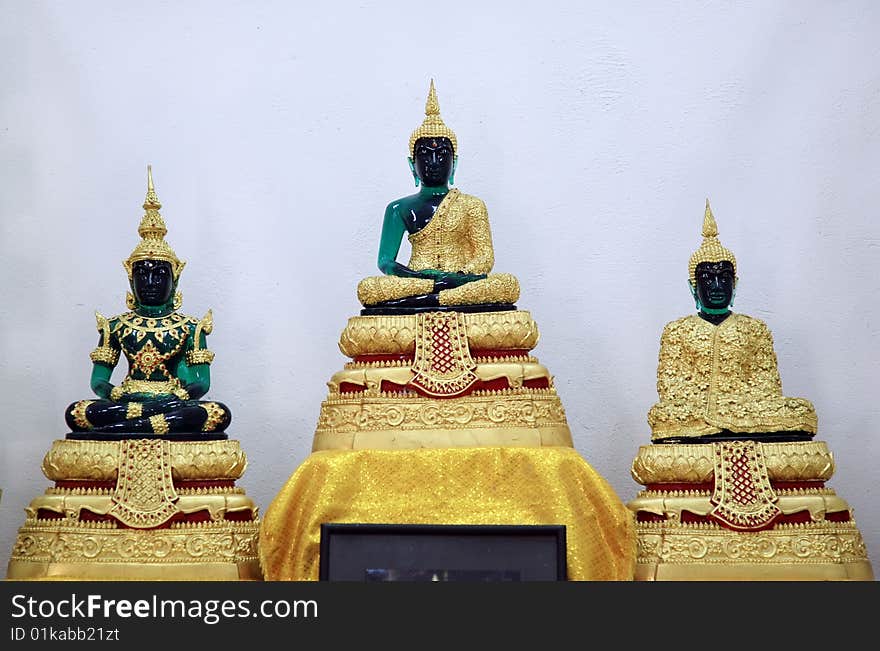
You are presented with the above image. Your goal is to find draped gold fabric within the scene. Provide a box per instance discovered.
[259,447,636,581]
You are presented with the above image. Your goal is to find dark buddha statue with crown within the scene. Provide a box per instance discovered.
[6,167,260,581]
[357,80,519,314]
[626,200,872,581]
[64,167,230,438]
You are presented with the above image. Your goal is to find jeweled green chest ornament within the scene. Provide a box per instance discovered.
[65,167,230,436]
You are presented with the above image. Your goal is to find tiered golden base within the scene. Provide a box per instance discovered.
[7,438,262,581]
[627,440,874,581]
[260,309,637,580]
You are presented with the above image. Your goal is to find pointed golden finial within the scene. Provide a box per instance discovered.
[409,79,458,157]
[687,198,736,282]
[123,165,185,281]
[702,198,718,238]
[425,78,440,116]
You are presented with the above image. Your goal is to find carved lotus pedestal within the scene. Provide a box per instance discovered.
[260,309,637,580]
[7,437,262,580]
[627,440,874,580]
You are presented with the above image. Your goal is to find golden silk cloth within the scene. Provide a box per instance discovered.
[259,446,636,581]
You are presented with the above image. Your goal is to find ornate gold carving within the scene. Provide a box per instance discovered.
[89,312,120,365]
[110,378,190,400]
[438,273,520,306]
[338,310,540,357]
[647,313,818,439]
[8,521,261,579]
[410,311,477,397]
[330,359,552,396]
[187,309,215,366]
[709,441,781,530]
[201,402,227,432]
[633,520,873,580]
[314,388,572,450]
[123,166,186,280]
[688,199,737,282]
[108,439,178,527]
[42,439,248,482]
[630,441,834,485]
[408,79,458,156]
[126,402,143,419]
[69,401,95,430]
[186,349,215,365]
[149,414,170,435]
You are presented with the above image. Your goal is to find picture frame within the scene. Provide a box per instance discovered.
[318,523,567,582]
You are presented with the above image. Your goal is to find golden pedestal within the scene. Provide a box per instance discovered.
[260,309,637,580]
[627,440,874,580]
[7,438,262,580]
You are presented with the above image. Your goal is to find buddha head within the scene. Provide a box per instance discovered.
[408,80,458,187]
[123,166,185,311]
[131,259,174,306]
[412,136,455,187]
[688,200,737,314]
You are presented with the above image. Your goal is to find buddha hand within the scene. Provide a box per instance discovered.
[432,271,487,292]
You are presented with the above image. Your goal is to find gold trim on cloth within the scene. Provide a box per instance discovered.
[41,439,248,482]
[409,311,478,397]
[630,441,834,485]
[108,439,179,528]
[313,388,572,451]
[7,521,261,581]
[338,310,540,357]
[633,521,874,581]
[259,447,636,581]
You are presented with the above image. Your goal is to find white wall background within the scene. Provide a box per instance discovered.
[2,0,878,577]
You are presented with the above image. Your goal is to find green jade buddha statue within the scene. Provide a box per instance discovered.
[357,80,520,314]
[65,167,231,437]
[647,200,818,443]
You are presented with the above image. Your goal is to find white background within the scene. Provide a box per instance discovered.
[2,0,878,577]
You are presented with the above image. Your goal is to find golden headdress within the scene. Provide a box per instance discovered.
[123,166,185,281]
[688,199,736,282]
[408,79,458,158]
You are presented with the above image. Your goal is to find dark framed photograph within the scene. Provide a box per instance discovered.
[318,523,567,582]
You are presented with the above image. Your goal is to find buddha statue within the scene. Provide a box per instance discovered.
[357,80,520,314]
[626,201,873,580]
[64,167,231,437]
[647,199,818,443]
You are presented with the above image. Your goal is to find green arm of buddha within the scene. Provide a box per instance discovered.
[90,363,115,400]
[176,331,211,400]
[377,203,425,278]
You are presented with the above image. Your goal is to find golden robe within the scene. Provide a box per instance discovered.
[357,188,520,306]
[647,313,818,440]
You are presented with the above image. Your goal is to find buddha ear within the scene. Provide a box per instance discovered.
[730,277,738,308]
[408,157,419,187]
[449,156,458,185]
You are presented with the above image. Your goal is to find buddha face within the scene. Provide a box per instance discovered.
[694,260,736,311]
[412,137,455,187]
[132,259,174,306]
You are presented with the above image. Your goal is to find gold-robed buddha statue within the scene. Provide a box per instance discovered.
[647,201,818,442]
[259,82,636,582]
[626,200,873,581]
[356,80,519,311]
